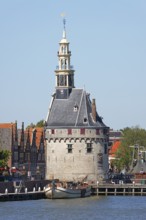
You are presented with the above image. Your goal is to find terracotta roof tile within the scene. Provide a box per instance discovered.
[109,141,120,157]
[0,123,14,129]
[26,127,44,149]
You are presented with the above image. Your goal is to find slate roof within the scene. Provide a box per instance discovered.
[46,88,106,128]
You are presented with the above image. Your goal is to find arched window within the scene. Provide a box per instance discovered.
[61,46,64,53]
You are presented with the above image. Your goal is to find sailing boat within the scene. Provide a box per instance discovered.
[44,180,91,199]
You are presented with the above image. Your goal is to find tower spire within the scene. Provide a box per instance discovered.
[62,17,66,39]
[55,17,75,99]
[63,18,66,30]
[61,13,66,39]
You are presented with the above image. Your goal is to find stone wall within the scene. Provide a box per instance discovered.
[45,128,109,182]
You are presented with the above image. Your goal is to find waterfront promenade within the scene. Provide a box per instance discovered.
[0,179,50,201]
[1,180,146,201]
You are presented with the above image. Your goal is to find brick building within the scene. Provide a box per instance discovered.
[0,121,45,179]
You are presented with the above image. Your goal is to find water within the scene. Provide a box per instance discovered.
[0,196,146,220]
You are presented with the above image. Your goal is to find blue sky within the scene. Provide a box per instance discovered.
[0,0,146,130]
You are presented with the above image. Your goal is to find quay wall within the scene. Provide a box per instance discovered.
[91,183,146,196]
[0,180,50,193]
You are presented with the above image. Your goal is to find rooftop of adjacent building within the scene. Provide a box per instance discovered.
[109,140,121,157]
[0,122,44,150]
[0,123,15,129]
[109,129,123,139]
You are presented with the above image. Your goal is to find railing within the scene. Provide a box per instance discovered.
[56,65,74,70]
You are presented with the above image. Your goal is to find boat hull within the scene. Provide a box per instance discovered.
[45,186,91,199]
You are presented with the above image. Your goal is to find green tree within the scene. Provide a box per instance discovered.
[36,120,45,127]
[26,120,45,129]
[26,123,35,129]
[0,150,10,167]
[113,126,146,172]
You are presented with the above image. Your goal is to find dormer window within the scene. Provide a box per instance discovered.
[83,117,88,123]
[74,105,78,112]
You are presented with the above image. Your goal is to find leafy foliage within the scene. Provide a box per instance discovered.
[113,127,146,172]
[0,150,10,167]
[36,120,45,127]
[26,120,44,128]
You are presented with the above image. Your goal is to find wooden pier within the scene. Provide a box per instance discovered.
[1,181,146,201]
[91,184,146,196]
[0,190,45,201]
[0,179,50,201]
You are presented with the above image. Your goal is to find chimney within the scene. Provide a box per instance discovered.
[92,99,97,122]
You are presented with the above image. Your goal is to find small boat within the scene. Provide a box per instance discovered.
[44,181,91,199]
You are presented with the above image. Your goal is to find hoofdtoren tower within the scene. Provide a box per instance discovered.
[45,19,109,183]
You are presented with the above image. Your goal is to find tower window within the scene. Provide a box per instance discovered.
[61,46,63,53]
[64,47,67,54]
[67,144,72,153]
[86,143,92,153]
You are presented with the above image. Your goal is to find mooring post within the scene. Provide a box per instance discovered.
[123,188,125,196]
[141,188,143,196]
[132,188,135,196]
[33,187,36,192]
[114,188,117,196]
[97,187,99,196]
[105,188,108,196]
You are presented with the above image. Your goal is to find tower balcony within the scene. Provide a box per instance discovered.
[57,51,71,55]
[56,65,74,70]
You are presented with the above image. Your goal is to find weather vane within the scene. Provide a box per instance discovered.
[61,13,66,30]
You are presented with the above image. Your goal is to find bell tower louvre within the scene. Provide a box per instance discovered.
[45,20,109,183]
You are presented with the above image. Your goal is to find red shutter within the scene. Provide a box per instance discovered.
[80,128,85,135]
[68,129,72,135]
[96,129,100,135]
